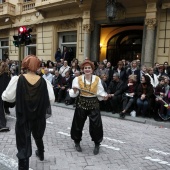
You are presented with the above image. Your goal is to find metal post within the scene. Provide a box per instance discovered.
[18,44,22,73]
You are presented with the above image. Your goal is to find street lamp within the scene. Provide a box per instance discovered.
[106,0,117,19]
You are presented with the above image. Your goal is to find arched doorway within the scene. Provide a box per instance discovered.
[106,30,143,66]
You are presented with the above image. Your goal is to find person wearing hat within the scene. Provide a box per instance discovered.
[2,55,55,170]
[69,59,108,155]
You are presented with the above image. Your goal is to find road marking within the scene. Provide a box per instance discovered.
[145,156,170,166]
[67,127,84,133]
[7,115,53,124]
[149,149,170,156]
[58,132,70,136]
[0,153,33,170]
[103,137,125,144]
[101,144,120,151]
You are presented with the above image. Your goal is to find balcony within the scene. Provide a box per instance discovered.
[35,0,79,12]
[0,2,15,18]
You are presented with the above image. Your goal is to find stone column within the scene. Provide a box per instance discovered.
[144,18,156,66]
[83,24,91,59]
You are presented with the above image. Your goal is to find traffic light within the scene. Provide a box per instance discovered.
[18,26,32,45]
[13,35,19,47]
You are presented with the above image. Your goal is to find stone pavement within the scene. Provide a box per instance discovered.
[0,104,170,170]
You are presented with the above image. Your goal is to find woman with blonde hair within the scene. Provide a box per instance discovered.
[119,74,138,118]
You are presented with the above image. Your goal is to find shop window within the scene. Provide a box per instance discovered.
[0,39,9,61]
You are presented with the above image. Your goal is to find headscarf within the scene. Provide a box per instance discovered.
[22,55,41,72]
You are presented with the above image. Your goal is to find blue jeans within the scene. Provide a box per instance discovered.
[137,98,149,116]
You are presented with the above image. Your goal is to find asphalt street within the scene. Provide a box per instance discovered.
[0,104,170,170]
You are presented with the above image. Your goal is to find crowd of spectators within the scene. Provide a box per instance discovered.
[3,56,170,122]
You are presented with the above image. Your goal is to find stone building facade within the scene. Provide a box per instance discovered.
[0,0,169,66]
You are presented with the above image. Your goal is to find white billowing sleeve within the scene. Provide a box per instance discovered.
[97,78,108,101]
[2,76,19,102]
[69,77,80,98]
[45,79,55,104]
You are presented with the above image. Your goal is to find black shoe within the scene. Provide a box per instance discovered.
[18,158,29,170]
[75,143,82,152]
[5,108,10,114]
[35,150,44,161]
[0,127,10,132]
[119,112,125,119]
[93,144,100,155]
[112,111,116,114]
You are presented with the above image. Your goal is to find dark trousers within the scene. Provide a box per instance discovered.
[0,101,6,128]
[71,108,103,144]
[122,96,135,112]
[109,95,122,112]
[15,117,46,159]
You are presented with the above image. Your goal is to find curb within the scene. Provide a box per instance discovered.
[53,103,170,129]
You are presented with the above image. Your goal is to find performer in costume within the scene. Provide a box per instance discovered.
[2,55,55,170]
[0,61,11,132]
[69,59,108,155]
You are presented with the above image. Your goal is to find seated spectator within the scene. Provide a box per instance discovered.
[52,70,62,102]
[107,72,124,114]
[37,68,44,77]
[154,77,166,121]
[99,74,111,112]
[69,61,80,78]
[146,67,159,88]
[42,68,53,83]
[59,60,70,77]
[119,74,138,118]
[136,75,154,117]
[58,71,73,103]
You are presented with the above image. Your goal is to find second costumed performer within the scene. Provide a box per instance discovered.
[69,59,108,155]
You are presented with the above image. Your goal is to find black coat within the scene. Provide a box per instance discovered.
[107,80,124,96]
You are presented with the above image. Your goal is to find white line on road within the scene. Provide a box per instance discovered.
[0,153,33,170]
[58,132,70,136]
[149,149,170,156]
[103,137,125,144]
[145,156,170,166]
[101,144,120,151]
[7,115,53,124]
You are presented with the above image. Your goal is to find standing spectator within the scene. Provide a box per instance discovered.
[126,60,141,84]
[94,62,108,78]
[59,60,70,77]
[0,61,11,132]
[42,68,53,83]
[55,48,62,62]
[69,61,80,78]
[163,61,170,77]
[105,61,113,85]
[153,62,160,75]
[113,61,127,83]
[2,55,55,169]
[157,65,168,78]
[62,47,70,65]
[69,59,108,155]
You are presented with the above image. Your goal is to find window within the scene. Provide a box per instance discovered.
[58,31,77,60]
[0,39,9,61]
